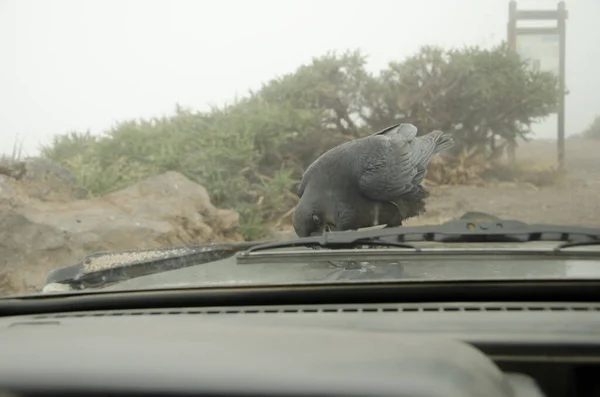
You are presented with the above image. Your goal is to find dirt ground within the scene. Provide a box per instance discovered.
[404,137,600,227]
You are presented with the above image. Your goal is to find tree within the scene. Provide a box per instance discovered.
[360,44,559,157]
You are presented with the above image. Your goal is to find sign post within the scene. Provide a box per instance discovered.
[507,1,568,171]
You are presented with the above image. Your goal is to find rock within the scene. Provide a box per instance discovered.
[215,209,240,234]
[267,227,296,241]
[21,157,89,201]
[454,198,469,211]
[0,175,22,207]
[497,181,518,189]
[0,168,242,296]
[0,157,88,202]
[521,182,540,192]
[0,209,77,295]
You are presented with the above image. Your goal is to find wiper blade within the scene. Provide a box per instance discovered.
[45,241,270,291]
[241,238,419,254]
[244,218,600,254]
[554,240,600,250]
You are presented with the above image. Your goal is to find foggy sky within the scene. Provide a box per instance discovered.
[1,0,598,156]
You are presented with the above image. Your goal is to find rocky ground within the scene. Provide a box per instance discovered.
[1,136,599,296]
[408,136,600,227]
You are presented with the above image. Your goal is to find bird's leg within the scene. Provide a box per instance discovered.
[372,205,380,226]
[387,201,408,227]
[388,201,406,218]
[390,200,420,219]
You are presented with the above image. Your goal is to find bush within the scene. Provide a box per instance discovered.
[41,105,299,240]
[41,43,559,240]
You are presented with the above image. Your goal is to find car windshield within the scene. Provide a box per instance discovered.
[1,0,599,298]
[38,243,600,294]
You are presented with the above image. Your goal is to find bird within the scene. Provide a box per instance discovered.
[293,123,455,237]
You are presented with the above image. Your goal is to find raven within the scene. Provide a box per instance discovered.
[293,123,454,237]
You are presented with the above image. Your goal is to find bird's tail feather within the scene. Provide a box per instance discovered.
[429,130,455,154]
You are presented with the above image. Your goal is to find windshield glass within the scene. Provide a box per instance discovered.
[1,0,599,297]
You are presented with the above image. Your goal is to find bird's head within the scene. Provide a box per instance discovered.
[293,189,338,237]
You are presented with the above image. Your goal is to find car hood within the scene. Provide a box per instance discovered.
[40,241,600,294]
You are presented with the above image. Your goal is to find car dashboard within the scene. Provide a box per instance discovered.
[1,301,599,397]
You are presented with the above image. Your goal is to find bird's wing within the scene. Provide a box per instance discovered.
[356,136,420,203]
[358,129,453,201]
[296,146,336,197]
[296,162,315,197]
[407,133,440,185]
[409,130,454,184]
[356,123,422,197]
[371,123,418,142]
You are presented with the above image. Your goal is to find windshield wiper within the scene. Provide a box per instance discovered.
[243,218,600,254]
[240,239,420,252]
[554,240,600,250]
[45,241,270,291]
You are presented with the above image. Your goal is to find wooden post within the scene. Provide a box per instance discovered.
[557,1,567,172]
[507,1,517,165]
[508,1,568,171]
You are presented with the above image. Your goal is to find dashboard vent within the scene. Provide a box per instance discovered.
[32,303,600,319]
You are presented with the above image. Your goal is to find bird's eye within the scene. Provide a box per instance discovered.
[312,214,321,224]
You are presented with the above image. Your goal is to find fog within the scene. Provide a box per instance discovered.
[0,0,598,156]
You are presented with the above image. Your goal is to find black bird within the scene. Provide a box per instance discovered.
[293,123,454,237]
